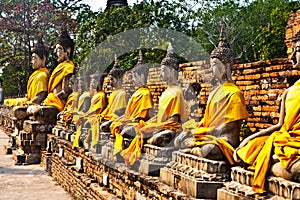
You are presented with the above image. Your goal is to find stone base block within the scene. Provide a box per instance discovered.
[229,167,300,200]
[13,151,26,165]
[23,120,55,134]
[65,132,73,141]
[13,150,41,165]
[101,142,114,160]
[160,167,175,187]
[139,159,165,176]
[161,167,224,199]
[3,144,15,154]
[52,126,64,136]
[217,188,254,200]
[182,178,224,199]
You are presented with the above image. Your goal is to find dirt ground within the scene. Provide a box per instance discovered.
[0,129,72,200]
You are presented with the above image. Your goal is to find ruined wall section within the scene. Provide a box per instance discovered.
[285,10,300,58]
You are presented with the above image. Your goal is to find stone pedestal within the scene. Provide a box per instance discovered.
[138,144,175,176]
[218,166,300,200]
[99,132,113,156]
[13,119,56,165]
[160,151,230,199]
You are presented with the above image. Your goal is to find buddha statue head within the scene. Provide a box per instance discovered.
[160,43,179,84]
[55,27,74,63]
[291,30,300,69]
[131,50,149,87]
[108,54,124,88]
[90,74,100,93]
[31,38,48,70]
[210,23,235,82]
[69,75,78,93]
[97,73,108,91]
[78,72,90,95]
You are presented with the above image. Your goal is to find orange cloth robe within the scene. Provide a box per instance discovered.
[27,68,50,103]
[62,91,79,125]
[111,86,153,155]
[237,79,300,194]
[74,88,126,148]
[183,81,249,165]
[72,91,92,147]
[121,84,186,166]
[5,68,50,106]
[43,60,75,111]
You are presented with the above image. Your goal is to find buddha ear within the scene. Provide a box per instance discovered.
[66,47,71,60]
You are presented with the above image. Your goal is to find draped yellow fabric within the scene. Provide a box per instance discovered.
[181,81,248,164]
[194,135,235,164]
[43,93,65,111]
[237,80,300,194]
[111,87,153,155]
[121,84,185,166]
[98,88,127,121]
[85,91,107,147]
[64,91,79,110]
[47,61,75,93]
[27,68,50,101]
[88,88,126,147]
[86,91,107,116]
[72,91,91,148]
[72,91,91,124]
[4,98,28,106]
[63,91,79,125]
[43,60,75,111]
[4,68,50,106]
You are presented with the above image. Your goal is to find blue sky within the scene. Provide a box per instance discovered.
[83,0,137,12]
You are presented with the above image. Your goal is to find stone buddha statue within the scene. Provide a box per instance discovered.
[110,50,153,155]
[42,27,75,111]
[73,56,127,148]
[234,30,300,194]
[99,56,127,131]
[12,39,50,120]
[57,75,79,125]
[27,39,50,105]
[174,24,249,163]
[7,39,50,109]
[120,43,186,166]
[73,73,108,149]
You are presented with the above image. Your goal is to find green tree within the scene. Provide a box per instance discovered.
[0,0,81,96]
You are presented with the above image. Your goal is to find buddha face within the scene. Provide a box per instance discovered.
[161,64,172,83]
[210,57,226,81]
[31,53,44,70]
[78,80,84,95]
[132,71,145,87]
[291,40,300,69]
[90,77,98,91]
[55,44,68,63]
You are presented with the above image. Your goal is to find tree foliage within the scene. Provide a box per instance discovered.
[1,0,300,96]
[0,0,79,96]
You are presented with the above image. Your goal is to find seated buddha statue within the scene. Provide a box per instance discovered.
[7,38,50,109]
[120,43,186,166]
[174,24,249,163]
[110,50,153,155]
[41,27,75,111]
[73,73,108,149]
[72,75,91,125]
[25,27,75,123]
[58,75,79,125]
[73,56,127,148]
[234,30,300,194]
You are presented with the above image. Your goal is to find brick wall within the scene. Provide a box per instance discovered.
[285,10,300,58]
